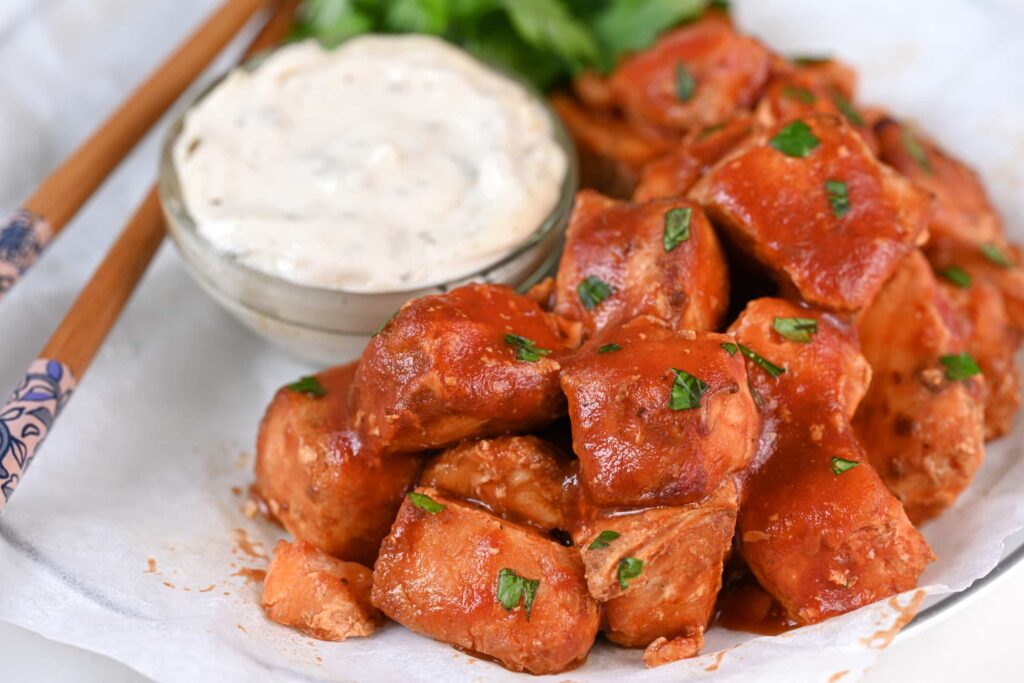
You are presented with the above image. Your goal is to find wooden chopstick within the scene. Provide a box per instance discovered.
[0,0,300,513]
[0,0,268,302]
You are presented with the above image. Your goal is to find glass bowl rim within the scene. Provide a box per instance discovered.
[157,36,580,303]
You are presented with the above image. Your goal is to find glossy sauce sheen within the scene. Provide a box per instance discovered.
[554,191,729,335]
[351,284,581,455]
[255,363,421,565]
[371,489,600,674]
[729,298,933,624]
[174,36,567,292]
[691,113,932,311]
[561,317,759,508]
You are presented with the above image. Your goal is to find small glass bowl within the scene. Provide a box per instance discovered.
[158,46,578,364]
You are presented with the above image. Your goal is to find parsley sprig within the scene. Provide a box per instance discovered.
[496,568,540,620]
[505,333,551,362]
[292,0,720,90]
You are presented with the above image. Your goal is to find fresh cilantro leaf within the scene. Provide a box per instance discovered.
[831,92,864,127]
[374,310,399,336]
[578,276,615,310]
[793,54,833,66]
[592,0,710,58]
[980,243,1014,268]
[773,317,818,344]
[597,343,622,354]
[675,62,697,102]
[504,333,552,362]
[721,342,738,356]
[825,180,850,218]
[939,266,972,289]
[408,491,445,514]
[286,376,326,398]
[459,13,564,89]
[831,457,860,476]
[901,126,932,173]
[496,568,541,620]
[663,207,692,252]
[588,530,621,550]
[291,0,374,47]
[384,0,450,33]
[617,557,644,589]
[940,353,982,382]
[669,368,709,411]
[739,344,785,378]
[698,122,727,140]
[500,0,600,68]
[769,120,820,158]
[782,86,816,104]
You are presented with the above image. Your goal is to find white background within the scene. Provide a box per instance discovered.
[1,1,1023,681]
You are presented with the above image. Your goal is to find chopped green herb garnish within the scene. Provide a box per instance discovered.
[617,557,644,590]
[597,343,622,354]
[782,86,816,104]
[825,180,850,218]
[831,457,860,476]
[831,93,864,127]
[669,368,709,411]
[710,0,731,10]
[675,62,696,102]
[769,120,820,158]
[901,126,932,173]
[773,317,818,344]
[793,55,833,66]
[496,568,540,620]
[578,276,615,310]
[939,266,972,289]
[373,310,399,336]
[980,243,1014,268]
[739,344,786,379]
[698,122,727,140]
[588,530,621,550]
[721,342,739,356]
[408,492,445,514]
[504,334,551,362]
[663,207,693,252]
[940,353,982,381]
[286,376,326,398]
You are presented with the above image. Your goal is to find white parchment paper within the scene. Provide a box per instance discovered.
[2,1,1024,681]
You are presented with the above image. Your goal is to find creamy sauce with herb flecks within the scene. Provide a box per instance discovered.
[173,35,567,292]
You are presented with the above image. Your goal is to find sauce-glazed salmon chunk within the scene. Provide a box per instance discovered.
[561,317,760,508]
[351,284,581,456]
[255,363,421,565]
[262,540,382,641]
[371,488,599,675]
[692,113,932,311]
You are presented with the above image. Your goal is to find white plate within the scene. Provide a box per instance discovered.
[1,1,1023,681]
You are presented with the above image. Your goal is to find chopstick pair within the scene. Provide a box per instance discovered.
[0,0,271,302]
[0,0,300,512]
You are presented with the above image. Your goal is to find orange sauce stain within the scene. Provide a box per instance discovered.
[704,646,736,672]
[232,567,267,584]
[199,584,217,593]
[233,528,268,561]
[144,558,158,574]
[829,671,850,682]
[162,581,176,589]
[237,624,247,633]
[231,486,242,496]
[714,570,799,636]
[860,590,926,649]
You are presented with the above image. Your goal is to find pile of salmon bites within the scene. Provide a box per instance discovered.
[253,10,1024,674]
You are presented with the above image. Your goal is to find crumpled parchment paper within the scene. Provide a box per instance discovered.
[2,1,1024,681]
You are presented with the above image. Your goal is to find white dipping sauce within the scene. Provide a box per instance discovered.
[173,35,568,292]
